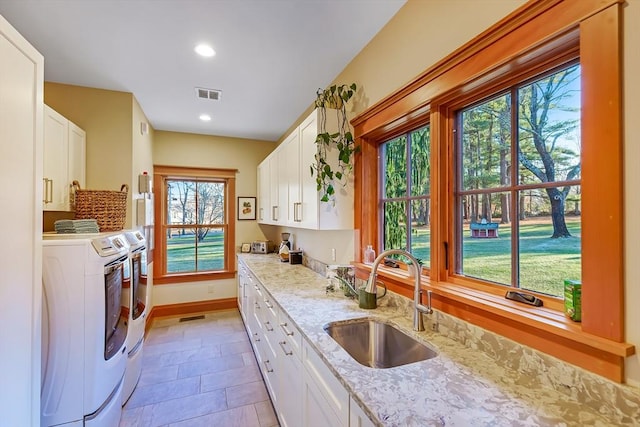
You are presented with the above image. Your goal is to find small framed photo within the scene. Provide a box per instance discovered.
[238,196,257,220]
[241,243,251,253]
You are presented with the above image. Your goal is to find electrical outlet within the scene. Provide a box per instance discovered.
[331,248,336,261]
[430,322,439,333]
[207,285,215,294]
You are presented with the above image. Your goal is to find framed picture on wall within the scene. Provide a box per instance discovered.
[238,196,257,220]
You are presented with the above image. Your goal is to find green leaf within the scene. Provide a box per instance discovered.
[321,194,329,203]
[335,171,343,180]
[345,132,353,142]
[327,185,335,195]
[324,164,331,174]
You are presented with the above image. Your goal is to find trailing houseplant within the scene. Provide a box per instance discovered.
[311,83,358,203]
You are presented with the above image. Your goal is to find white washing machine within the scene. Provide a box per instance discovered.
[41,232,129,427]
[121,229,147,404]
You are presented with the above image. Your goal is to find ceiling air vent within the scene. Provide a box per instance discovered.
[195,87,222,101]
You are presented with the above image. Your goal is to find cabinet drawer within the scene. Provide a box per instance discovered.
[278,310,302,358]
[303,342,349,426]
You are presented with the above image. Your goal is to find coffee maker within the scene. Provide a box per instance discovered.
[278,233,292,262]
[279,232,291,251]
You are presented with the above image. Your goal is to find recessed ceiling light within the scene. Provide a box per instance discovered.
[194,44,215,57]
[199,114,212,122]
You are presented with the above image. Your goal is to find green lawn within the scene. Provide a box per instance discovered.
[167,218,580,297]
[406,217,580,297]
[166,230,225,273]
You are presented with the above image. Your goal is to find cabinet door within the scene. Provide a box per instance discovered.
[237,261,247,321]
[302,367,345,427]
[67,121,86,207]
[278,349,302,427]
[257,159,270,224]
[302,342,349,427]
[299,112,320,229]
[350,397,376,427]
[281,130,300,226]
[269,152,280,223]
[43,105,69,210]
[0,14,43,426]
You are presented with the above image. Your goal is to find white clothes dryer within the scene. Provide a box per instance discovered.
[41,232,128,427]
[121,229,147,404]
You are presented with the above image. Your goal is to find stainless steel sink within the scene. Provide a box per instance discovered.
[323,318,437,368]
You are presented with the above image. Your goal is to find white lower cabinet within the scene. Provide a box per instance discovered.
[350,397,376,427]
[275,309,303,427]
[239,259,375,427]
[302,341,349,427]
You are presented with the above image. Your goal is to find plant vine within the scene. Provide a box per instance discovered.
[311,83,358,203]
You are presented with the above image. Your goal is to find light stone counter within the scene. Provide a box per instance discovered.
[238,254,640,427]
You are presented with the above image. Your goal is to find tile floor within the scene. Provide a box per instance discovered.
[119,309,279,427]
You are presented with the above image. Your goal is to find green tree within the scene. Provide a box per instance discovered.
[518,65,580,238]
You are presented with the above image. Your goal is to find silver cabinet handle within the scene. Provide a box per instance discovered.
[263,360,274,373]
[259,207,264,221]
[264,321,274,331]
[48,179,53,203]
[42,178,48,203]
[294,202,302,222]
[272,206,278,221]
[278,341,293,356]
[254,301,260,310]
[252,332,260,342]
[43,178,53,203]
[264,299,274,309]
[279,322,294,337]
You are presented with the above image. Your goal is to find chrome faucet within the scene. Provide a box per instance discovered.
[367,249,433,331]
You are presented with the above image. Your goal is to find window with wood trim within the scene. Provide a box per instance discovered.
[353,1,632,382]
[454,63,581,297]
[153,166,236,283]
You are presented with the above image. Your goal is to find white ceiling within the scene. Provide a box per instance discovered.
[0,0,406,141]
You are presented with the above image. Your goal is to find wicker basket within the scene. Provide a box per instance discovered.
[72,180,128,231]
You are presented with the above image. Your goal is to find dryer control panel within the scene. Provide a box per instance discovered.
[91,234,128,257]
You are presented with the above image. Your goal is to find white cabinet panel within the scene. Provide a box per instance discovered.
[256,109,353,230]
[43,106,68,210]
[257,158,271,223]
[302,341,349,427]
[0,14,43,426]
[43,104,85,211]
[67,121,86,209]
[350,397,376,427]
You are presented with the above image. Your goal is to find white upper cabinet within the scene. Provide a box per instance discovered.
[43,105,85,211]
[269,149,280,223]
[257,158,270,223]
[257,109,353,230]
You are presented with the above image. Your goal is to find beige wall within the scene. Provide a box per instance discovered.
[44,82,137,228]
[152,130,275,306]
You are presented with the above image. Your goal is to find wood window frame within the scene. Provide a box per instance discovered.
[153,165,237,284]
[352,0,634,382]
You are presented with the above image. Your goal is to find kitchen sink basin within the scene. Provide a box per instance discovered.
[323,318,437,368]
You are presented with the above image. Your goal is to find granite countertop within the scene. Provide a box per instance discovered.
[238,253,625,427]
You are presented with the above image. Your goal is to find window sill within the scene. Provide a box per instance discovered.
[154,271,236,285]
[354,262,635,382]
